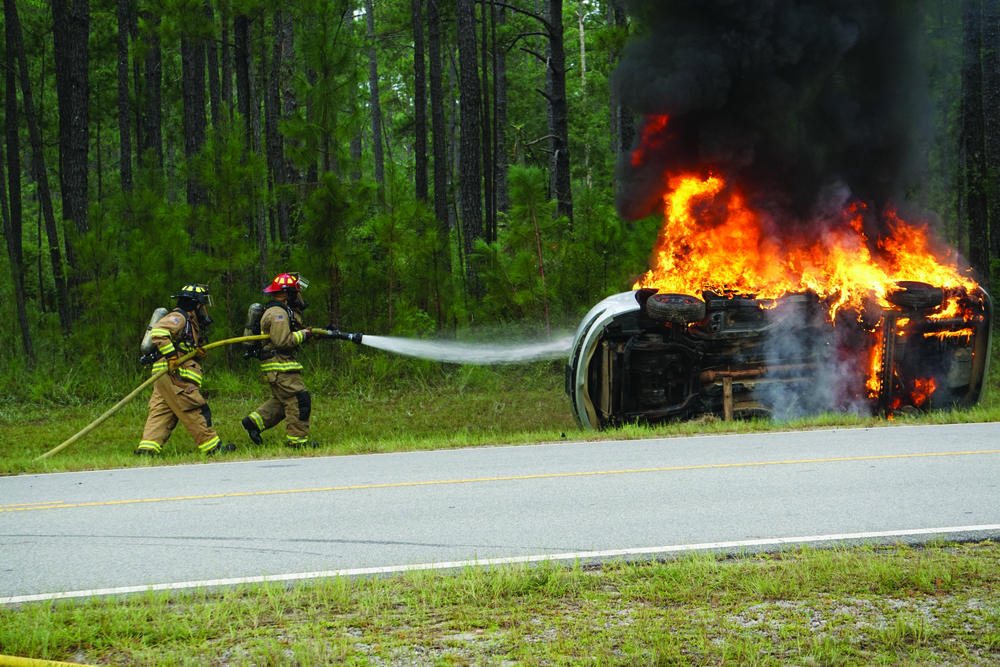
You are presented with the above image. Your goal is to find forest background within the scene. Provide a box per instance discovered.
[0,0,996,403]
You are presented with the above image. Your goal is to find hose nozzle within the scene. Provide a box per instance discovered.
[323,328,363,344]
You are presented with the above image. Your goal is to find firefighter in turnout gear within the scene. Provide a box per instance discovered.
[136,284,237,456]
[241,273,318,448]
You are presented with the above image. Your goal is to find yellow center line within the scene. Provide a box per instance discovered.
[4,449,999,513]
[0,501,65,509]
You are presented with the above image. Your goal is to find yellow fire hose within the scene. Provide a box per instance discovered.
[0,655,100,667]
[34,334,271,461]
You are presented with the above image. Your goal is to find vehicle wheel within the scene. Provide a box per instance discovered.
[887,281,944,310]
[646,293,707,324]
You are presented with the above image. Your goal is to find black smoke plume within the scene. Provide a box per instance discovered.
[611,0,930,225]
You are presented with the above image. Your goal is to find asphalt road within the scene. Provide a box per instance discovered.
[3,422,1000,604]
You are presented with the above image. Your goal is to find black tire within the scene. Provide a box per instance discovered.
[646,293,707,324]
[887,281,944,310]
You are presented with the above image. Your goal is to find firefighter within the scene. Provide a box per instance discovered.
[136,284,236,456]
[241,273,318,448]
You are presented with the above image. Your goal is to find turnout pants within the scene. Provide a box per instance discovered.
[247,371,311,446]
[138,374,221,453]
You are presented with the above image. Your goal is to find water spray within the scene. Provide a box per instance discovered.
[317,326,570,365]
[357,334,573,365]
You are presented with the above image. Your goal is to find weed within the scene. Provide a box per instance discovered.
[3,544,1000,665]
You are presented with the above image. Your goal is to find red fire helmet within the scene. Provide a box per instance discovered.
[264,272,307,294]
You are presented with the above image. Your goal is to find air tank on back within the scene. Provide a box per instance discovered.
[243,303,265,349]
[140,307,170,356]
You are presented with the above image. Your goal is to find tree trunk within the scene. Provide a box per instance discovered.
[545,0,555,199]
[612,0,633,157]
[381,75,395,166]
[181,35,207,206]
[262,30,275,243]
[3,26,35,362]
[457,0,483,294]
[306,67,320,183]
[577,0,590,187]
[340,16,359,182]
[412,0,428,202]
[279,14,297,247]
[365,0,386,202]
[234,15,252,141]
[250,17,264,155]
[983,0,1000,260]
[116,0,132,191]
[233,14,267,285]
[267,11,291,254]
[547,0,572,224]
[0,137,34,362]
[52,0,91,239]
[962,0,989,283]
[494,6,509,215]
[480,1,494,241]
[222,18,233,116]
[206,4,221,131]
[427,0,451,316]
[8,0,72,330]
[131,8,144,168]
[251,20,266,282]
[448,50,460,242]
[146,16,163,168]
[428,0,449,228]
[607,3,617,157]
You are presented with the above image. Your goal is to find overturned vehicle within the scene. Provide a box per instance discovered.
[565,283,993,430]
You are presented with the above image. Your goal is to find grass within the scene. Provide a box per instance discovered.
[0,361,582,475]
[3,344,999,476]
[3,345,1000,664]
[1,543,999,665]
[4,379,996,477]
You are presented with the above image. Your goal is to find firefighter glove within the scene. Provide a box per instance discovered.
[167,356,182,374]
[195,347,208,360]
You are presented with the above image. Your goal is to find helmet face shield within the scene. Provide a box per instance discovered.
[197,304,214,328]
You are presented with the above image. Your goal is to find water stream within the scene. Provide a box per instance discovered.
[359,334,574,365]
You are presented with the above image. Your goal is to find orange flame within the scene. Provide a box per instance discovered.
[910,377,937,407]
[924,329,975,340]
[631,115,670,167]
[867,323,885,398]
[632,172,977,319]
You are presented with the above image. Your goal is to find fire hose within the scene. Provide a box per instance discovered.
[34,329,361,462]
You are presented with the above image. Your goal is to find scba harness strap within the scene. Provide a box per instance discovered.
[247,301,303,361]
[266,300,304,332]
[170,309,201,352]
[140,309,201,365]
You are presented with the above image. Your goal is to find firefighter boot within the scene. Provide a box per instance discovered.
[241,416,264,445]
[286,439,320,449]
[205,441,237,455]
[135,441,162,456]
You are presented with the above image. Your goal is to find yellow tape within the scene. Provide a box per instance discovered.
[0,655,99,667]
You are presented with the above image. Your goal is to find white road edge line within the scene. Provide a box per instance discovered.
[5,524,999,605]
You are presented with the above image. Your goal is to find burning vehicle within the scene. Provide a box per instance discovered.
[566,283,992,430]
[581,2,995,429]
[566,174,993,430]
